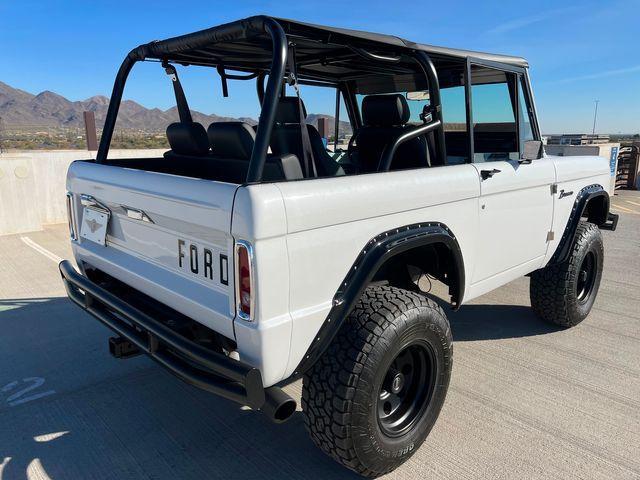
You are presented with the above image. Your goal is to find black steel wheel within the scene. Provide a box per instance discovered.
[576,251,597,304]
[302,286,452,477]
[377,342,436,437]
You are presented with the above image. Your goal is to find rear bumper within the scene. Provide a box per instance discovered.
[59,260,266,409]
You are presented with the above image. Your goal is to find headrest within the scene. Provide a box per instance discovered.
[275,97,307,124]
[166,122,209,156]
[207,122,256,159]
[362,94,410,127]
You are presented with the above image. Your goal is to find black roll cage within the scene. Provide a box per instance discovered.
[96,16,538,182]
[97,17,288,183]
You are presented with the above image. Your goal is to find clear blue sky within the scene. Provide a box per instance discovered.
[1,0,638,134]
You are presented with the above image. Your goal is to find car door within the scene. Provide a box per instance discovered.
[467,62,555,288]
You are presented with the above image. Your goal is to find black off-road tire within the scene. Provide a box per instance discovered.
[530,221,603,327]
[301,285,452,477]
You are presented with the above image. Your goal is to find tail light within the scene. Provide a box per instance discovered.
[234,240,254,321]
[66,192,77,240]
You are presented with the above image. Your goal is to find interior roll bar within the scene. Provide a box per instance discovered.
[377,120,442,171]
[216,65,260,97]
[349,46,402,63]
[413,51,447,166]
[246,21,288,182]
[96,17,447,181]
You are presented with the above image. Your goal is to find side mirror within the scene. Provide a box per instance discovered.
[521,140,543,163]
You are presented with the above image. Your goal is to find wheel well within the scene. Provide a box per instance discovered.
[292,223,463,376]
[550,185,609,265]
[583,194,609,226]
[371,242,461,306]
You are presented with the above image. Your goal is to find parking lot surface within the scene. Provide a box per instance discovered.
[1,190,639,480]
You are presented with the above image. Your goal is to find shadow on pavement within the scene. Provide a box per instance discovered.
[0,297,359,480]
[0,402,358,480]
[0,294,561,479]
[445,303,561,341]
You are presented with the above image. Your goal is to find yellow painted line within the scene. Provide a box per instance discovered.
[624,199,640,207]
[611,204,640,214]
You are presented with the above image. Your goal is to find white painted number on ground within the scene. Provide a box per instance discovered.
[1,377,55,407]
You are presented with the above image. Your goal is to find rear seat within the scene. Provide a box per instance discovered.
[161,122,213,177]
[207,122,256,161]
[165,122,210,160]
[270,97,345,177]
[207,122,303,182]
[162,121,303,182]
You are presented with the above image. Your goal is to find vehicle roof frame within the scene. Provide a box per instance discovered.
[96,16,288,182]
[96,15,531,182]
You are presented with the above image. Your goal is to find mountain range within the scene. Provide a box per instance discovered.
[0,80,255,132]
[0,81,350,136]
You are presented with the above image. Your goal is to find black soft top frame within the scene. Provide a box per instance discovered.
[96,15,529,182]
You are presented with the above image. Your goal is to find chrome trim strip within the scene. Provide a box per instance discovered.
[234,240,255,323]
[66,192,77,241]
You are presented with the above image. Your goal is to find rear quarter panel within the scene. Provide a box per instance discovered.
[231,183,292,386]
[242,165,481,381]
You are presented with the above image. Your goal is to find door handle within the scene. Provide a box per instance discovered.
[480,168,501,180]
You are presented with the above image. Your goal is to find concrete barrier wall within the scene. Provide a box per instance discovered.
[2,145,627,236]
[0,150,166,236]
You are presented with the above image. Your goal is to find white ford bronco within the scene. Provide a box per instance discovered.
[60,16,618,477]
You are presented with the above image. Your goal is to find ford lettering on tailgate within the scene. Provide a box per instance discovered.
[178,239,228,285]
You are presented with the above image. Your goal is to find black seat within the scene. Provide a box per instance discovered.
[165,122,210,158]
[160,122,213,177]
[207,121,256,160]
[162,121,302,182]
[353,94,430,173]
[207,121,303,182]
[270,97,344,177]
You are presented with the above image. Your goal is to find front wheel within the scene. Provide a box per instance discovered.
[530,221,604,327]
[302,286,452,477]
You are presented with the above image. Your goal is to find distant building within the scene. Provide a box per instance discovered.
[546,134,610,146]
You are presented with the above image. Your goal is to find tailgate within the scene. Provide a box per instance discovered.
[66,161,239,339]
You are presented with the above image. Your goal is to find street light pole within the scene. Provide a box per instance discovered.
[591,100,599,137]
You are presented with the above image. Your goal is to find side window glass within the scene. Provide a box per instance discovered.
[440,85,469,165]
[471,66,518,163]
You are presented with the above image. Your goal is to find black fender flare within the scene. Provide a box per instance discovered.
[292,222,464,376]
[550,184,609,264]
